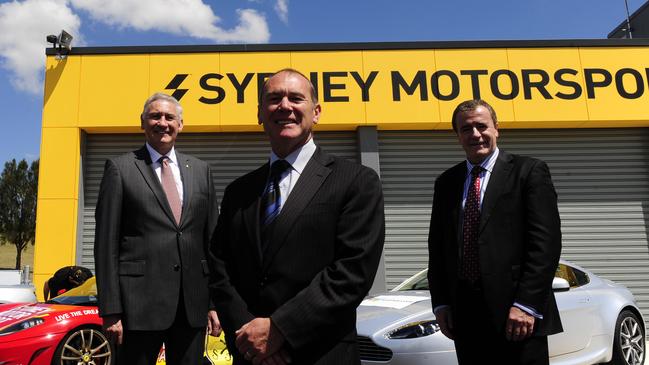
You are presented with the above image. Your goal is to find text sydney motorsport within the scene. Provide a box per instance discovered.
[166,67,649,104]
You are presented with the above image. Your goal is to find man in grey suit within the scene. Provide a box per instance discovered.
[94,93,220,365]
[210,69,385,365]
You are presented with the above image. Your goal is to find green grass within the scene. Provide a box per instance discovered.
[0,241,34,270]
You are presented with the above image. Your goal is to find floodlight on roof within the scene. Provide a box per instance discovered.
[46,30,73,60]
[58,30,73,51]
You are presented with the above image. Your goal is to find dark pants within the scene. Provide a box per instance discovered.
[453,280,549,365]
[116,299,204,365]
[230,337,360,365]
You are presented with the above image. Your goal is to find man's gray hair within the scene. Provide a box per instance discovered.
[141,92,183,121]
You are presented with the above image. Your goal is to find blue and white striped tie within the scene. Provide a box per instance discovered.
[261,160,291,228]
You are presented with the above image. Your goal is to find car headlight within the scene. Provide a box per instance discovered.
[386,320,440,339]
[0,318,45,335]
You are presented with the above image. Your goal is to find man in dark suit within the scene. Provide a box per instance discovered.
[427,99,562,364]
[210,69,385,365]
[94,93,221,365]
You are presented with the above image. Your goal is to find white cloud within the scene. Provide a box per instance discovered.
[0,0,81,94]
[217,8,270,43]
[275,0,288,24]
[70,0,270,43]
[0,0,270,95]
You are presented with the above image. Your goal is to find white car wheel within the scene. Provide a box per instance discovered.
[610,310,645,365]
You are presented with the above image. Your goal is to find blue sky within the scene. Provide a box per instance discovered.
[0,0,644,166]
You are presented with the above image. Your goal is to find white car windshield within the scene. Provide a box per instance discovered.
[393,270,429,291]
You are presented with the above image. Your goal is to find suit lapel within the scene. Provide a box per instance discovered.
[262,148,332,272]
[133,146,178,225]
[479,151,513,233]
[449,164,466,245]
[243,164,269,267]
[176,152,193,227]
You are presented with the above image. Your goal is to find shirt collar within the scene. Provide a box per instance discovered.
[466,147,499,174]
[146,143,178,165]
[269,138,316,175]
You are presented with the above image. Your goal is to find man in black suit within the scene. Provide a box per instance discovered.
[210,69,385,365]
[94,93,221,365]
[427,99,562,364]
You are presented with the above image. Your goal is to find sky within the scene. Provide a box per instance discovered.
[0,0,644,166]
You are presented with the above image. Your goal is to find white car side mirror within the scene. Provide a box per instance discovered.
[552,277,570,292]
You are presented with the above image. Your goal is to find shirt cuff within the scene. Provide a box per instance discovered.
[514,302,543,319]
[433,305,450,317]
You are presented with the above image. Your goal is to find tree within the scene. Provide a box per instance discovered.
[0,159,38,269]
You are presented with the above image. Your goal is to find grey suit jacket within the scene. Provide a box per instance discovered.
[94,145,218,331]
[210,147,385,364]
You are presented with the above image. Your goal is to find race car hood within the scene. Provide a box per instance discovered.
[0,302,99,336]
[356,291,435,335]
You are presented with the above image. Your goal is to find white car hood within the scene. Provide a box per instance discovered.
[356,291,434,335]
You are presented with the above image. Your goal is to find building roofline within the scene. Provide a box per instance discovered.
[608,1,649,38]
[45,38,649,56]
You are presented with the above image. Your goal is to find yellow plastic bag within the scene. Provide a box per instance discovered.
[156,332,232,364]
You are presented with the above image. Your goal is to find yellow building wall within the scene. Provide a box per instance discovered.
[33,127,80,300]
[36,45,649,299]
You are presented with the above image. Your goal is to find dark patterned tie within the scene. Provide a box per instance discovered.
[159,156,182,225]
[260,160,291,229]
[460,165,483,282]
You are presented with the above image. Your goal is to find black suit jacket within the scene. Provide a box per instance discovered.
[210,147,385,364]
[427,150,563,336]
[94,146,218,330]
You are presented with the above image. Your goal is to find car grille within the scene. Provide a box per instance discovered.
[357,336,393,361]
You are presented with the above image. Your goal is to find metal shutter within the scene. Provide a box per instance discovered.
[379,128,649,327]
[81,131,357,271]
[378,131,465,288]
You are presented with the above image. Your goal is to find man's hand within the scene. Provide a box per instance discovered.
[235,318,285,363]
[434,306,455,340]
[506,306,535,341]
[102,315,123,345]
[207,310,222,337]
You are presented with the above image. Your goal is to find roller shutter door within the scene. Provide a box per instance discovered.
[378,131,465,287]
[81,131,357,271]
[379,128,649,327]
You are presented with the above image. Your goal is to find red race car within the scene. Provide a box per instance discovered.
[0,277,110,364]
[0,277,231,365]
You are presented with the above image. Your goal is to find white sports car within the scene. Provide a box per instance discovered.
[0,284,36,304]
[357,261,645,365]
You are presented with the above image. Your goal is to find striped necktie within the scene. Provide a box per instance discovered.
[260,160,291,228]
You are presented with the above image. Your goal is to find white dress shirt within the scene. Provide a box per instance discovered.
[462,148,499,210]
[267,138,317,212]
[146,143,184,205]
